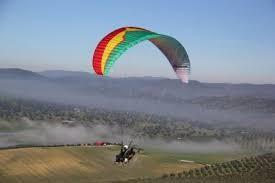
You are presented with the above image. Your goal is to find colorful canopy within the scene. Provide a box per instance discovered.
[92,26,190,83]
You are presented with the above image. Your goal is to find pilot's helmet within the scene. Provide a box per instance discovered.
[124,145,128,149]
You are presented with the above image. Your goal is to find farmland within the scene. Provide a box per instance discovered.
[121,153,275,183]
[0,146,204,183]
[1,146,274,183]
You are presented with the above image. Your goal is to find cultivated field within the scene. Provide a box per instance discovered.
[0,146,204,183]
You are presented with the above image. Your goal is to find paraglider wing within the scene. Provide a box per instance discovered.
[149,36,190,83]
[92,27,190,83]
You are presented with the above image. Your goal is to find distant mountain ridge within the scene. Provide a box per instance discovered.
[1,68,274,86]
[39,70,94,79]
[0,68,46,80]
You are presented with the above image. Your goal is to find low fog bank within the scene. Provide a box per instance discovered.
[0,120,240,154]
[0,120,124,147]
[0,77,275,130]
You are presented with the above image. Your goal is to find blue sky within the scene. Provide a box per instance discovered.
[0,0,274,83]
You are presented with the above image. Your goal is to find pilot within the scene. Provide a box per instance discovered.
[123,145,128,152]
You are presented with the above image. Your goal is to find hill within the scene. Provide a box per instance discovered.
[0,146,274,183]
[0,146,203,183]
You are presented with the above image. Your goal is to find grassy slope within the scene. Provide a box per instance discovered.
[145,148,246,165]
[0,146,204,183]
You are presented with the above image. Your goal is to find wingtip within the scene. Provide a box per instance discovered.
[175,67,189,84]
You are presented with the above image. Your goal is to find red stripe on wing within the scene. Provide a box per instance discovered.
[92,27,126,75]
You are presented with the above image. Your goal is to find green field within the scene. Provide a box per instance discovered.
[145,147,247,165]
[0,145,242,183]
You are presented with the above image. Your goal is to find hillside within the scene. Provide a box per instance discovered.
[121,153,275,183]
[0,146,203,183]
[0,146,274,183]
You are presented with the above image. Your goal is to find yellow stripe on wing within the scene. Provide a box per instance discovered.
[101,31,126,74]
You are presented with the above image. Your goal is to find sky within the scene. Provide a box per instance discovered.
[0,0,274,84]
